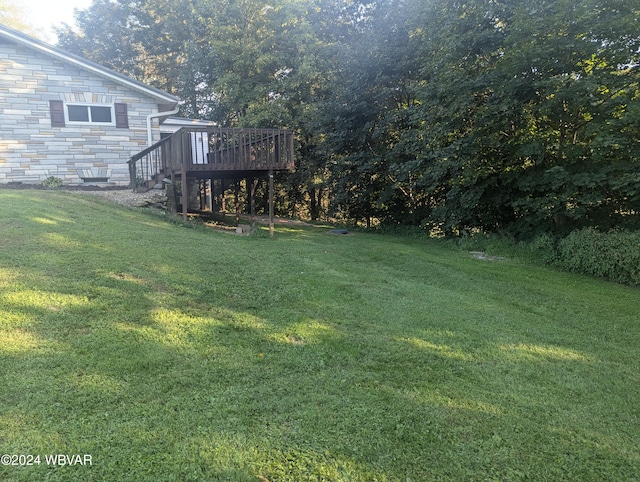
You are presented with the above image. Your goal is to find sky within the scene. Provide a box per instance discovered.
[20,0,93,43]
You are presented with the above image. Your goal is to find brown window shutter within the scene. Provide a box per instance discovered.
[49,100,65,127]
[114,103,129,128]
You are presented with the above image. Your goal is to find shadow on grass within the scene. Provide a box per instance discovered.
[1,191,639,481]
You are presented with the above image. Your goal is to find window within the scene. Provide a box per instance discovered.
[49,101,128,128]
[66,104,114,125]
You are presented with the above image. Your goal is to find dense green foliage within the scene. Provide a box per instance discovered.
[1,190,639,480]
[456,229,640,286]
[557,228,640,285]
[56,0,640,235]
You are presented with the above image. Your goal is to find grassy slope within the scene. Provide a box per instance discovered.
[0,190,638,481]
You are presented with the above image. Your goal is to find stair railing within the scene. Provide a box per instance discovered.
[128,135,174,192]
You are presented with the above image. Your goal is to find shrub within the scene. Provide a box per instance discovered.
[41,176,64,188]
[453,229,639,286]
[557,228,640,286]
[369,223,430,237]
[525,233,559,265]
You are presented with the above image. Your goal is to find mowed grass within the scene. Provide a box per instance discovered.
[0,190,638,481]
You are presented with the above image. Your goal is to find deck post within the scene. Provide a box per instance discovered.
[181,168,187,222]
[167,165,177,213]
[181,130,188,222]
[129,159,137,192]
[248,176,256,229]
[289,130,294,167]
[234,181,240,227]
[269,169,274,238]
[209,178,214,212]
[220,179,226,212]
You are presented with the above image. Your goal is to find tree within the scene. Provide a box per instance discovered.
[0,0,38,35]
[316,0,430,225]
[55,0,640,233]
[382,0,639,237]
[56,0,210,117]
[484,0,640,236]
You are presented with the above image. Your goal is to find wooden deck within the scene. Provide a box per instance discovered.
[128,127,295,229]
[129,127,295,187]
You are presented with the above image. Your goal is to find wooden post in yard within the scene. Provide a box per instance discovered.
[269,169,274,238]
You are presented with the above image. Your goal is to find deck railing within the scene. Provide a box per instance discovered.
[128,135,173,191]
[129,127,295,191]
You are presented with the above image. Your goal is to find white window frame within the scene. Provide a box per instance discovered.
[65,103,116,126]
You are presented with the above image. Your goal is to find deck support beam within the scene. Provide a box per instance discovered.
[269,169,274,238]
[220,179,226,212]
[208,178,213,212]
[181,157,188,222]
[234,181,240,227]
[248,176,256,229]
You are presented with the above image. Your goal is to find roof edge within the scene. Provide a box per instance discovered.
[0,23,180,106]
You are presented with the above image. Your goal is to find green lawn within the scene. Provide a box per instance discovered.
[1,190,638,481]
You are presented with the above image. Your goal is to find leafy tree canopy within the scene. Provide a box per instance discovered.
[56,0,640,236]
[0,0,38,35]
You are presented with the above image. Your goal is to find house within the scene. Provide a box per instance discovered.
[0,23,295,230]
[0,23,181,186]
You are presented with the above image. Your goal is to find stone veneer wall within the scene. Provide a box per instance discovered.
[0,39,164,186]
